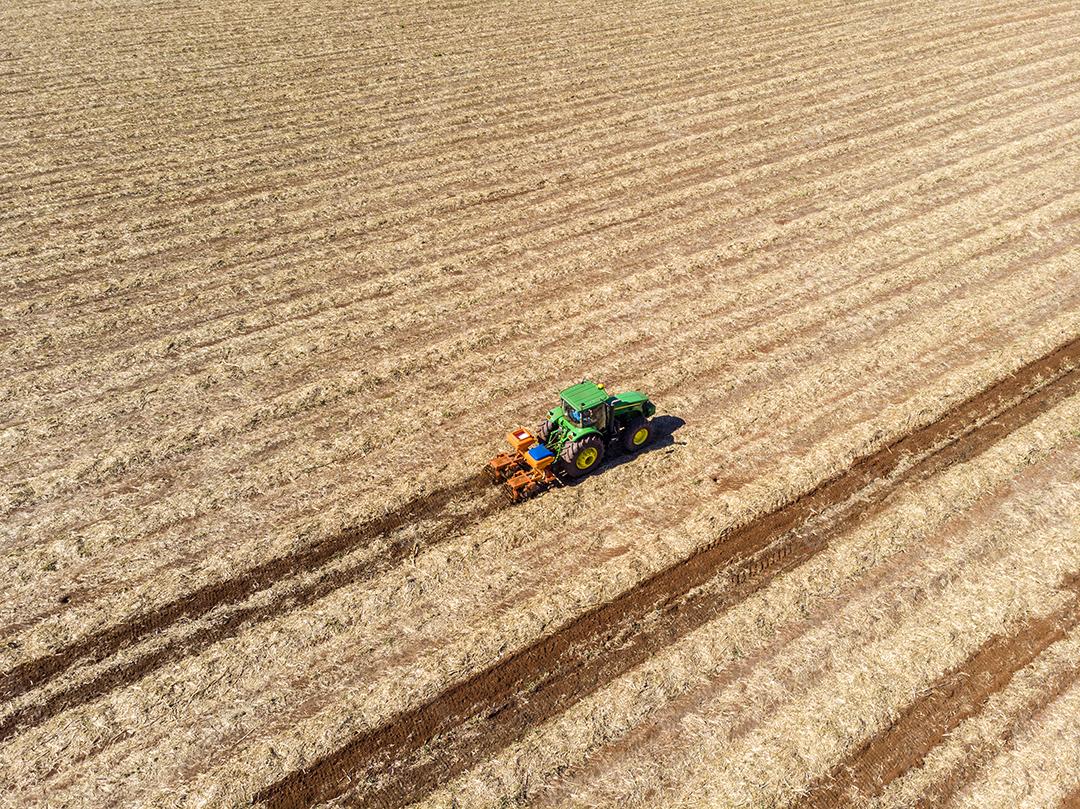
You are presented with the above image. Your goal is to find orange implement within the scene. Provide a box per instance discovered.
[486,427,559,501]
[503,466,557,502]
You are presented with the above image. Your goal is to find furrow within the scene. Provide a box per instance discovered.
[8,44,1076,446]
[794,584,1080,809]
[6,0,1066,305]
[0,474,492,706]
[0,0,1006,221]
[905,663,1080,809]
[3,156,1075,648]
[0,481,508,743]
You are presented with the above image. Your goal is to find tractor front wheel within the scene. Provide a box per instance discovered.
[560,435,605,478]
[621,416,653,452]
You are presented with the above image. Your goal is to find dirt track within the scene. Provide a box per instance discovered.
[797,578,1080,808]
[251,337,1080,808]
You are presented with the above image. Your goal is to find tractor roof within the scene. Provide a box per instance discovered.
[560,380,609,411]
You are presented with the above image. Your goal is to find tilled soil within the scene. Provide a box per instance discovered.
[3,0,1080,807]
[797,581,1080,809]
[256,337,1080,809]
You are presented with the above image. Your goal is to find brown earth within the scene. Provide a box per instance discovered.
[256,336,1080,808]
[796,579,1080,808]
[901,658,1080,809]
[2,0,1079,807]
[515,428,1080,809]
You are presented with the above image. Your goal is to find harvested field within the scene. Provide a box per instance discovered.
[1,0,1079,807]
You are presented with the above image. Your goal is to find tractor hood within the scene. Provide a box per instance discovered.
[611,390,648,406]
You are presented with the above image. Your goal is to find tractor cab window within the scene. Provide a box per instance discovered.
[565,402,607,429]
[590,404,608,430]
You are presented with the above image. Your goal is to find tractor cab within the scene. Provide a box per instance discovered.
[560,380,611,432]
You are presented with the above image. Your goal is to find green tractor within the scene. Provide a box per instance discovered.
[538,380,657,477]
[487,380,657,501]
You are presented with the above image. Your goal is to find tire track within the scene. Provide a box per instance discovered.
[250,337,1080,809]
[0,473,500,710]
[524,438,1079,809]
[1063,784,1080,809]
[0,486,507,744]
[794,579,1080,809]
[904,657,1080,809]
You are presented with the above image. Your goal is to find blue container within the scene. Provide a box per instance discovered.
[527,444,554,462]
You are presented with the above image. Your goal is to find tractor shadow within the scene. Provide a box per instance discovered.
[561,414,687,488]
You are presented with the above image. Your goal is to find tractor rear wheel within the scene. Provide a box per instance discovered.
[536,419,555,446]
[621,416,653,452]
[560,435,605,478]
